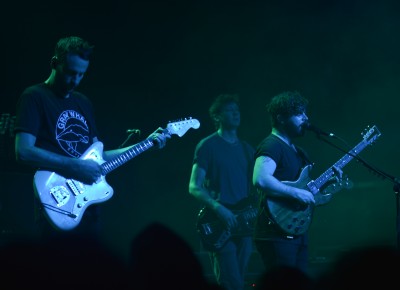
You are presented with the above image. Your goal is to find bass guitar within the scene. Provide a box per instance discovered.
[196,199,258,251]
[265,125,381,236]
[34,118,200,231]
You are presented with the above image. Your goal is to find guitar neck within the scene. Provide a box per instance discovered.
[312,139,369,190]
[99,118,201,175]
[101,139,155,175]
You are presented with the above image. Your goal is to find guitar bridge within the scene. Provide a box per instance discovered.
[50,186,70,207]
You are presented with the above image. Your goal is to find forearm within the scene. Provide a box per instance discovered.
[189,184,236,227]
[103,145,134,161]
[16,145,78,172]
[102,129,168,161]
[189,186,220,210]
[254,175,301,200]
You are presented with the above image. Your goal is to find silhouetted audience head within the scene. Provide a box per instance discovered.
[314,245,400,290]
[129,222,221,290]
[255,265,314,290]
[1,233,129,289]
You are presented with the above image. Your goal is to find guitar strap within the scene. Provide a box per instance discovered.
[295,145,313,167]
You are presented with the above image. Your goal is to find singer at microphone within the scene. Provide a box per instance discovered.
[126,129,141,134]
[304,122,334,137]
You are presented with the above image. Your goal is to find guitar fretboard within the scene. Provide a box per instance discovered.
[101,139,154,174]
[309,125,380,193]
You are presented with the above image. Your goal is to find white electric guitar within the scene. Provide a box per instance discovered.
[34,118,200,231]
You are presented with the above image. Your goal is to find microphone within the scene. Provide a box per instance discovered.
[304,122,335,137]
[126,129,141,134]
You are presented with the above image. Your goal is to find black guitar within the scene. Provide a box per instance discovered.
[196,199,258,251]
[265,125,381,236]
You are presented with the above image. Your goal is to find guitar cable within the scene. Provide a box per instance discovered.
[41,203,77,218]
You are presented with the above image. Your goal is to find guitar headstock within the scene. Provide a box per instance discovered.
[362,125,381,145]
[166,117,200,137]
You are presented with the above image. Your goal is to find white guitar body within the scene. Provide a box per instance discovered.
[34,142,113,231]
[33,118,200,231]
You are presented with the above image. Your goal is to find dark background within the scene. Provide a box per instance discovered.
[1,0,398,263]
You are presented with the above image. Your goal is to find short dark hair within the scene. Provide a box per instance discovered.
[209,94,240,129]
[266,91,308,126]
[54,36,94,62]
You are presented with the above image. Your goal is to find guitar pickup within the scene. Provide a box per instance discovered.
[200,224,213,235]
[66,179,84,196]
[307,180,319,194]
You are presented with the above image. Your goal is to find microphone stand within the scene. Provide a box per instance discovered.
[393,180,400,250]
[119,131,141,148]
[311,130,400,249]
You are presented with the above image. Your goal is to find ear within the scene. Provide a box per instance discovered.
[211,113,219,122]
[50,56,58,69]
[277,114,285,125]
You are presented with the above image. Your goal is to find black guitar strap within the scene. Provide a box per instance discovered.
[295,145,313,167]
